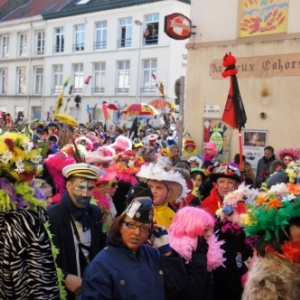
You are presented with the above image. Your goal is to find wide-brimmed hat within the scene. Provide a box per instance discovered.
[209,163,241,183]
[95,168,117,186]
[85,146,115,164]
[278,148,300,161]
[110,135,132,152]
[137,163,189,203]
[62,163,103,180]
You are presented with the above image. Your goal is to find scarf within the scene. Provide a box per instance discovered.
[154,203,175,228]
[265,240,300,263]
[61,192,92,232]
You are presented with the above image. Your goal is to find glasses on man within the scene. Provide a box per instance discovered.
[123,221,152,234]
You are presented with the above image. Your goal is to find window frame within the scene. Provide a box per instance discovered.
[116,60,130,93]
[93,62,106,93]
[1,35,9,58]
[33,66,43,94]
[17,67,26,94]
[73,63,84,93]
[118,17,132,48]
[74,24,85,51]
[35,30,45,55]
[54,27,64,53]
[94,21,107,50]
[52,65,63,93]
[0,68,8,94]
[141,59,157,93]
[18,33,27,57]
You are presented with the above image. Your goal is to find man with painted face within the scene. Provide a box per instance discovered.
[47,163,106,300]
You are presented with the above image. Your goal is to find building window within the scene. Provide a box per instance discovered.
[52,65,63,93]
[141,59,157,93]
[74,24,85,51]
[0,68,8,94]
[35,31,45,55]
[144,14,159,45]
[17,67,26,94]
[94,21,107,50]
[93,62,105,93]
[73,63,84,93]
[116,61,130,93]
[18,33,27,57]
[54,27,64,53]
[118,18,132,48]
[1,35,9,58]
[32,106,41,120]
[34,66,43,94]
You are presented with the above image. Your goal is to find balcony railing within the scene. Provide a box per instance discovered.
[51,87,62,94]
[35,48,44,55]
[94,41,107,50]
[73,87,83,93]
[53,45,64,53]
[92,87,105,93]
[115,87,129,93]
[117,38,131,48]
[143,36,158,45]
[140,86,156,93]
[73,44,85,51]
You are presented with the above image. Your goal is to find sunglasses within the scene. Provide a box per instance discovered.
[110,182,118,188]
[284,158,293,162]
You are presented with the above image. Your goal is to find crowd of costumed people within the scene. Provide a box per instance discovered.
[0,114,300,300]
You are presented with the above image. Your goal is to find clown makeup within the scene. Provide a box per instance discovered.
[73,180,95,195]
[284,156,293,166]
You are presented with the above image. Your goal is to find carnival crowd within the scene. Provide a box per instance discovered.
[1,118,300,300]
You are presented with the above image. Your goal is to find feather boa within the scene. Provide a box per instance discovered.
[44,152,76,195]
[170,234,226,271]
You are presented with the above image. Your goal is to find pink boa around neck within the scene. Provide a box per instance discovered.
[169,234,226,271]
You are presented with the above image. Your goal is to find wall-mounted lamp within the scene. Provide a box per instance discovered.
[260,112,267,119]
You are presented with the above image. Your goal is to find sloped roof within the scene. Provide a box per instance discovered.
[2,0,70,22]
[43,0,190,20]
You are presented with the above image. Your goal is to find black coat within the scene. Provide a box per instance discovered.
[47,201,106,300]
[171,252,213,300]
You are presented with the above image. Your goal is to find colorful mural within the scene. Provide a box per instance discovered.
[239,0,289,37]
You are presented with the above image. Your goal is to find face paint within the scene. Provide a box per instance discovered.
[73,194,92,206]
[72,180,94,207]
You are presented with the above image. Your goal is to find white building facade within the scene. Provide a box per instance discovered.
[0,0,190,124]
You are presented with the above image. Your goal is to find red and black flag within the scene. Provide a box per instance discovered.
[221,53,247,131]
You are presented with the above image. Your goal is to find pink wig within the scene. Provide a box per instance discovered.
[169,206,225,269]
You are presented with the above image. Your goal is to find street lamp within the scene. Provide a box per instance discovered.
[134,20,143,103]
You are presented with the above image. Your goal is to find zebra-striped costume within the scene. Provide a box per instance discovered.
[0,207,59,300]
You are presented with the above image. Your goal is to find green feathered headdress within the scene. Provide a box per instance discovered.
[242,183,300,241]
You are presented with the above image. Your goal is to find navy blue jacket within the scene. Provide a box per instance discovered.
[82,239,187,300]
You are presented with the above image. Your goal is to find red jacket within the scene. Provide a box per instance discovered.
[200,186,222,216]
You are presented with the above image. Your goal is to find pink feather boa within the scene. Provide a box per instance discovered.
[170,234,225,271]
[93,189,111,211]
[44,152,76,195]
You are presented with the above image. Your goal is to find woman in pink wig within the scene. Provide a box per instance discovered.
[168,206,225,300]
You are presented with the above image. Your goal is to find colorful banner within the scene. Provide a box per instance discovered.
[239,0,289,37]
[203,119,232,162]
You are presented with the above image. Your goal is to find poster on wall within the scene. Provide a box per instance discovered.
[239,0,289,38]
[203,119,232,162]
[242,129,268,170]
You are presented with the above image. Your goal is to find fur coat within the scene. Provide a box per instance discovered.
[242,253,300,300]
